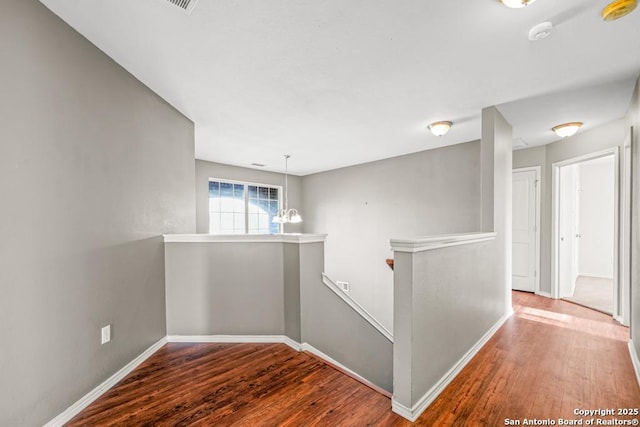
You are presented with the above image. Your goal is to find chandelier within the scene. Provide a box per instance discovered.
[272,155,302,224]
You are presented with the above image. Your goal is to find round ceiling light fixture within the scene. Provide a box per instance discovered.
[500,0,536,8]
[428,121,452,136]
[552,122,583,138]
[602,0,637,21]
[529,22,554,41]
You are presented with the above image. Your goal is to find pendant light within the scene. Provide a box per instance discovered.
[272,155,302,225]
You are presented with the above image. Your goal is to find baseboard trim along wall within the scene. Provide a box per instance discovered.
[301,342,393,398]
[321,273,393,342]
[536,291,553,299]
[166,334,302,351]
[629,341,640,389]
[44,337,168,427]
[391,312,512,422]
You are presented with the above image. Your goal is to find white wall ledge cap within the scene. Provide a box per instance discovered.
[163,233,327,244]
[390,232,496,253]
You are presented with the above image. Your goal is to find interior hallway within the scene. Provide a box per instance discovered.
[68,292,639,426]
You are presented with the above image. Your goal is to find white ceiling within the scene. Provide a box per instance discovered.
[39,0,640,175]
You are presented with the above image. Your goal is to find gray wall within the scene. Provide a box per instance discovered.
[301,142,481,331]
[393,106,512,412]
[165,242,285,335]
[0,2,196,425]
[629,77,640,352]
[195,160,303,234]
[283,243,302,342]
[483,106,514,314]
[164,239,392,390]
[299,243,393,392]
[513,119,628,295]
[399,240,499,406]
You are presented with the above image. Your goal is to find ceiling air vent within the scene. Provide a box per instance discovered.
[164,0,199,14]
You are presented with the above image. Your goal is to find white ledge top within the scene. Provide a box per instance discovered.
[390,232,496,253]
[163,233,327,244]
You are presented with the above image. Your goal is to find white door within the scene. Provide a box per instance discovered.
[559,164,580,298]
[512,169,537,292]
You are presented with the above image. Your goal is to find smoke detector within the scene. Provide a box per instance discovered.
[529,22,554,41]
[601,0,637,21]
[500,0,536,8]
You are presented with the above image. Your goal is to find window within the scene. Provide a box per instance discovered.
[208,179,281,234]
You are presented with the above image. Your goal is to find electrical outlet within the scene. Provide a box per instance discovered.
[101,325,111,344]
[336,281,349,292]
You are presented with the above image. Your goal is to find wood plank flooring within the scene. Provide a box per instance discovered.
[67,292,640,426]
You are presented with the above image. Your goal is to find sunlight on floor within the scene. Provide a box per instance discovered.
[513,304,628,342]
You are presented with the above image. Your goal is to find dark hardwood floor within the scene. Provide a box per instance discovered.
[67,292,640,426]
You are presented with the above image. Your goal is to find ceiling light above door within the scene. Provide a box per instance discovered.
[500,0,536,8]
[552,122,583,138]
[601,0,637,21]
[428,121,452,136]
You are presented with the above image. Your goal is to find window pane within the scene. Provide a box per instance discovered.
[270,222,280,234]
[220,197,235,212]
[248,185,258,198]
[258,214,269,230]
[234,184,244,198]
[220,182,233,197]
[208,181,219,196]
[248,213,259,230]
[234,213,244,230]
[258,187,269,199]
[269,187,279,200]
[269,201,279,216]
[208,197,220,211]
[221,213,234,230]
[248,199,259,213]
[209,212,221,234]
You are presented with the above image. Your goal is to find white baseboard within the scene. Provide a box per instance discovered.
[166,334,302,351]
[614,315,626,326]
[301,342,392,398]
[392,312,511,422]
[44,337,167,427]
[321,273,393,342]
[536,291,553,298]
[629,340,640,389]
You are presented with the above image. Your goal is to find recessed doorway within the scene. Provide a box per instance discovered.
[552,149,618,317]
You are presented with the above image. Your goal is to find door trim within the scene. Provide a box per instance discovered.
[551,147,620,319]
[513,166,541,295]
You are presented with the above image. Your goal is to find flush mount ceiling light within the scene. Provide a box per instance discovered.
[428,121,452,136]
[500,0,536,8]
[601,0,637,21]
[272,155,302,225]
[552,122,583,138]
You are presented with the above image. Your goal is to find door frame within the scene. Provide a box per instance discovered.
[513,166,541,295]
[551,147,620,318]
